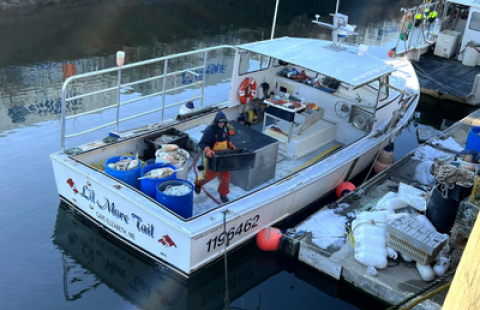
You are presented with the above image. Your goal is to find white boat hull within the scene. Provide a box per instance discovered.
[50,119,405,276]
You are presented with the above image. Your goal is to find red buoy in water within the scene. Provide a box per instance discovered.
[256,227,282,251]
[336,182,355,198]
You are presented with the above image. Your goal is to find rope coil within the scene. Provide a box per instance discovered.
[430,160,476,197]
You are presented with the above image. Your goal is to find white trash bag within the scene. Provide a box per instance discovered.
[414,160,435,186]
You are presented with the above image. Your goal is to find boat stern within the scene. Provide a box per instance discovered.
[50,151,196,276]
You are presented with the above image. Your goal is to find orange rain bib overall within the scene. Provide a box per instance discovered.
[196,140,230,197]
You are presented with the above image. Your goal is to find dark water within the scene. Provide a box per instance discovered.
[0,1,474,309]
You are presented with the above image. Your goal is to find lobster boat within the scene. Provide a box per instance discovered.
[50,8,420,276]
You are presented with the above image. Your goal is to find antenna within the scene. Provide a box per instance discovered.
[311,0,358,48]
[271,0,281,39]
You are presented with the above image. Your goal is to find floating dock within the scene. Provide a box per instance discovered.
[292,109,480,309]
[413,51,480,106]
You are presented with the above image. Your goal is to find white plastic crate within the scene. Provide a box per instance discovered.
[398,183,426,212]
[386,218,448,265]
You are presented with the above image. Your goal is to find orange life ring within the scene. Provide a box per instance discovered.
[238,77,257,104]
[388,48,395,58]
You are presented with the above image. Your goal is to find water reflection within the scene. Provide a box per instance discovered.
[0,52,234,132]
[53,202,282,309]
[416,96,476,131]
[53,202,387,310]
[0,0,420,132]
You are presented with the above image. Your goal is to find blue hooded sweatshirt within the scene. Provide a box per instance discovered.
[198,111,229,150]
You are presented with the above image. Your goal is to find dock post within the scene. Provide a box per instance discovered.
[443,210,480,309]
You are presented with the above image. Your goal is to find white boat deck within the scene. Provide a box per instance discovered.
[80,114,346,219]
[190,140,343,216]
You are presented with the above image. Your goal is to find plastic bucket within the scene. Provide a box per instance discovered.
[140,163,177,198]
[156,179,194,218]
[145,158,156,166]
[465,126,480,152]
[426,185,460,234]
[155,149,190,180]
[105,155,142,189]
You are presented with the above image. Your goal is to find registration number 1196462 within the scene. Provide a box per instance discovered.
[206,215,260,252]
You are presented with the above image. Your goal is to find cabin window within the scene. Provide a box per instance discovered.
[369,77,389,101]
[239,52,270,75]
[379,77,389,101]
[469,12,480,31]
[273,59,289,67]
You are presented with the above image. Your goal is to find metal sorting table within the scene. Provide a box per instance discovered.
[262,99,306,142]
[229,121,279,191]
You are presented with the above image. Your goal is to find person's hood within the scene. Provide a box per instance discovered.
[213,110,227,125]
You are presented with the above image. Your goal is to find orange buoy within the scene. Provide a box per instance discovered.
[256,227,282,251]
[388,48,396,58]
[238,77,257,104]
[336,182,355,198]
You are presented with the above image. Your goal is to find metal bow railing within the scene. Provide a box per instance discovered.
[60,45,235,153]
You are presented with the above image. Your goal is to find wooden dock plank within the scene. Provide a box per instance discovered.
[297,232,343,280]
[293,107,480,309]
[295,157,448,309]
[443,215,480,310]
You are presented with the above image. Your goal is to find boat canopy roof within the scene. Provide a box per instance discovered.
[237,37,396,88]
[447,0,480,9]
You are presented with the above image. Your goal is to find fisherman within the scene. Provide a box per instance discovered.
[194,111,236,203]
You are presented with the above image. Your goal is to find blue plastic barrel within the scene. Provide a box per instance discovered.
[156,179,194,218]
[466,126,480,152]
[145,158,156,166]
[140,163,177,198]
[105,156,142,189]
